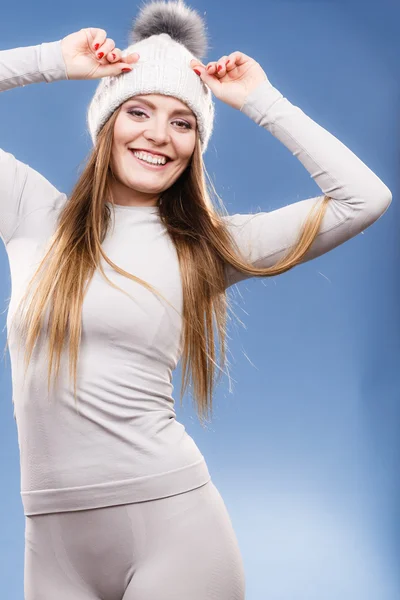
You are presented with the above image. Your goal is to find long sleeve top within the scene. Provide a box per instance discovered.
[0,40,392,516]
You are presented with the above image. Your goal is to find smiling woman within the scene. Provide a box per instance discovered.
[0,0,392,598]
[108,93,198,206]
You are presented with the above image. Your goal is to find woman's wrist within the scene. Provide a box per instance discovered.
[39,40,70,82]
[240,79,283,120]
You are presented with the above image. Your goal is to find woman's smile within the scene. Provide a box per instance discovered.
[129,149,171,170]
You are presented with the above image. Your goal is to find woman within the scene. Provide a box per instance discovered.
[0,1,392,599]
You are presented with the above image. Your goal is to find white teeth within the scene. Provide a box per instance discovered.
[132,150,167,165]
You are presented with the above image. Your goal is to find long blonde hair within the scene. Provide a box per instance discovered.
[6,103,330,427]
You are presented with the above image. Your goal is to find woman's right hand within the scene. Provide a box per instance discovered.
[61,27,140,80]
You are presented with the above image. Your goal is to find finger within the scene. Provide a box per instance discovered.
[95,58,138,78]
[227,51,248,67]
[190,58,215,78]
[215,56,230,78]
[95,38,116,63]
[122,51,141,64]
[206,61,217,75]
[190,64,221,96]
[105,47,138,64]
[106,48,120,63]
[190,58,205,70]
[89,28,107,52]
[225,57,237,72]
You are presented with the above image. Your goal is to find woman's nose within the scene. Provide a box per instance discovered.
[143,121,171,144]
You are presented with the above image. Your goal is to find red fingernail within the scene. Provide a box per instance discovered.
[97,52,104,59]
[112,53,116,60]
[194,69,201,76]
[94,43,99,51]
[217,65,222,72]
[121,68,132,73]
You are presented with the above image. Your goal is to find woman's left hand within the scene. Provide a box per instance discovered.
[190,52,269,110]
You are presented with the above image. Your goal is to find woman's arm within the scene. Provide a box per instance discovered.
[223,79,392,288]
[0,40,68,245]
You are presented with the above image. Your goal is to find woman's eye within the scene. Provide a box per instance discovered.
[128,109,147,118]
[174,120,192,129]
[127,110,191,129]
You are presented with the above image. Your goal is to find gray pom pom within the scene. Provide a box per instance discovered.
[129,0,209,59]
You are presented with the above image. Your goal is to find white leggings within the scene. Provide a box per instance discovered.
[24,479,246,599]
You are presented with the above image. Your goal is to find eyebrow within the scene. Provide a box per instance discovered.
[125,96,195,119]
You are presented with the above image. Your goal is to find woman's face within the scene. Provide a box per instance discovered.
[109,93,197,207]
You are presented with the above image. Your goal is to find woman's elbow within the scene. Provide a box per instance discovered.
[368,181,392,222]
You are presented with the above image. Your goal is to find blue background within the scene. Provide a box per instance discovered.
[0,0,399,598]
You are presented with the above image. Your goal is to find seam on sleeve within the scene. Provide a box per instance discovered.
[1,71,42,85]
[269,108,352,203]
[0,64,62,86]
[253,212,352,266]
[4,161,29,245]
[250,96,283,121]
[5,203,58,247]
[41,67,66,81]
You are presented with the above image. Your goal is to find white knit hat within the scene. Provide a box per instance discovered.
[87,0,215,153]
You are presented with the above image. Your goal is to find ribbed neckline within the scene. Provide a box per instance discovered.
[105,201,159,212]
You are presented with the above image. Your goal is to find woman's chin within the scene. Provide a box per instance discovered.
[127,180,166,195]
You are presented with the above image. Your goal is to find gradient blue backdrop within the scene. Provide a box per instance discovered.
[0,1,398,598]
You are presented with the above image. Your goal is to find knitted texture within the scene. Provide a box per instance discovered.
[86,31,215,153]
